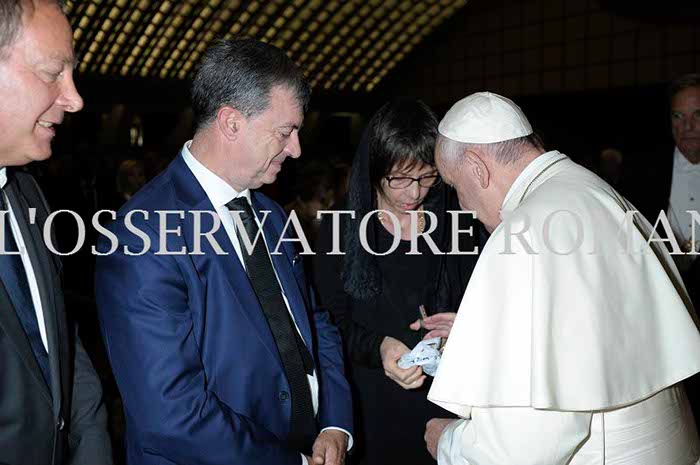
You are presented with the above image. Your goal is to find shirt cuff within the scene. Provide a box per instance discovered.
[320,427,354,451]
[437,419,467,465]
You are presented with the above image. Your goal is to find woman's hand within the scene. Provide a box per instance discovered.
[380,336,426,390]
[410,312,457,340]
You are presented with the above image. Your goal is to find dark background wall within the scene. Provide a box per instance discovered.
[381,0,700,103]
[377,0,700,168]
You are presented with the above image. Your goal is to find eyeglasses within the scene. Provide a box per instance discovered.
[384,173,441,189]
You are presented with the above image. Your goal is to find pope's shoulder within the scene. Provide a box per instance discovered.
[520,159,619,214]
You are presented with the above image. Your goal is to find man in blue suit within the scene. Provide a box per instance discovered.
[95,38,353,465]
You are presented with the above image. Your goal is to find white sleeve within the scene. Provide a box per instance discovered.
[438,419,472,465]
[438,407,592,465]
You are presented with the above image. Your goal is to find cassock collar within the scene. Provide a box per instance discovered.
[501,150,566,214]
[0,167,6,189]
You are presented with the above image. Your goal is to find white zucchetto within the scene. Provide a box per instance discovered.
[438,92,533,144]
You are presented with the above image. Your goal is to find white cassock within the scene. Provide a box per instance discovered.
[429,150,700,465]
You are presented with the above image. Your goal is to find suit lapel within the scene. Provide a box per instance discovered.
[171,156,284,368]
[0,182,53,404]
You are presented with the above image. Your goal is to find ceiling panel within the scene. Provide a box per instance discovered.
[66,0,468,92]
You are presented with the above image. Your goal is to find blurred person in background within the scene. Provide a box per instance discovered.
[114,159,146,207]
[284,160,335,246]
[597,147,624,190]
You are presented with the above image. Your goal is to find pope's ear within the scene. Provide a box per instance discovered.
[465,150,490,189]
[216,106,244,141]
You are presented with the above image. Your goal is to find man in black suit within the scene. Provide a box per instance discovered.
[627,74,700,426]
[0,1,112,464]
[666,74,700,425]
[627,75,700,231]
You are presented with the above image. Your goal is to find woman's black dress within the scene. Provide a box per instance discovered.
[314,214,474,464]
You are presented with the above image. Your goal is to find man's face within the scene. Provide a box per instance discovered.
[0,1,83,167]
[671,86,700,163]
[235,85,303,189]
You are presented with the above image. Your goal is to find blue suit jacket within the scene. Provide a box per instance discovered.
[95,154,353,465]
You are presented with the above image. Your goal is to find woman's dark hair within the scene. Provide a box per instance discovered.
[367,98,438,193]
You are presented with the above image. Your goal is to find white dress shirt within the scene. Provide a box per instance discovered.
[668,147,700,270]
[0,167,49,352]
[181,142,351,462]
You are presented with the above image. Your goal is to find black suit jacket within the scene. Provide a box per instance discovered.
[0,171,111,465]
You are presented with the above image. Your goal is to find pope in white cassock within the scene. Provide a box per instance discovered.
[424,92,700,464]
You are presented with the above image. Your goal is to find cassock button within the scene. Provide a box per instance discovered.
[279,391,289,402]
[57,417,65,431]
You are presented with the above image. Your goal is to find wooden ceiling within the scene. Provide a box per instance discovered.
[65,0,468,92]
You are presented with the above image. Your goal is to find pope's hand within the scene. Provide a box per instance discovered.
[424,418,456,460]
[380,336,425,390]
[309,429,348,465]
[410,312,456,340]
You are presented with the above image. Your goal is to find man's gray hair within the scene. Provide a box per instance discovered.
[191,37,310,129]
[0,0,65,60]
[437,133,544,166]
[669,73,700,101]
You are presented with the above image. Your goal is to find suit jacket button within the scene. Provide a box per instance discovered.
[279,391,289,402]
[57,417,65,431]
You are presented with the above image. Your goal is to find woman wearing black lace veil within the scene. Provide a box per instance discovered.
[312,98,480,465]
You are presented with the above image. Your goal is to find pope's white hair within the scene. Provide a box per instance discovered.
[436,133,543,166]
